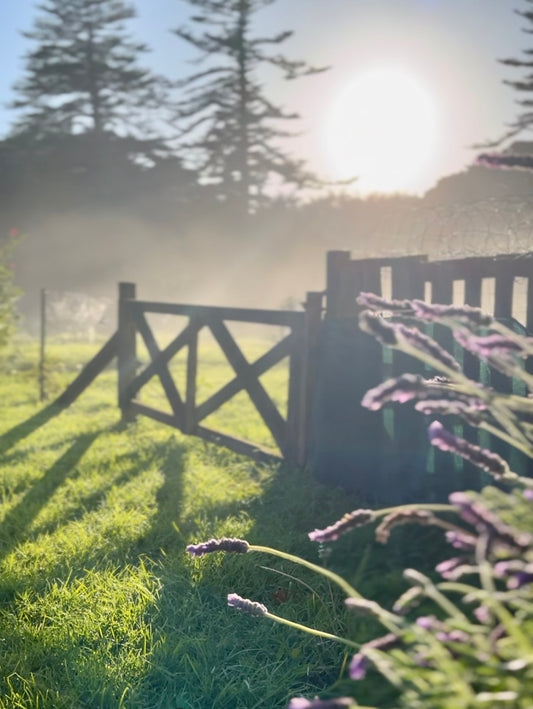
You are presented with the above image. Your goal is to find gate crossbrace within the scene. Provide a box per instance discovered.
[124,318,201,403]
[195,333,293,424]
[207,317,287,454]
[134,310,185,426]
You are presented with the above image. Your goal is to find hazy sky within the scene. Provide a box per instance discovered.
[0,0,529,194]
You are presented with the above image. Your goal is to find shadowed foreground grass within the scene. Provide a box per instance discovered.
[0,338,421,708]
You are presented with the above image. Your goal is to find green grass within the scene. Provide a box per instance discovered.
[0,335,433,708]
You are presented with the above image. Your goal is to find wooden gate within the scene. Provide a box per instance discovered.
[117,283,323,466]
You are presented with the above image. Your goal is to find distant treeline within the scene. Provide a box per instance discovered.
[2,0,533,321]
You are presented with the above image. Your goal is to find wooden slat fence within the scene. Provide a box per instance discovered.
[314,250,533,502]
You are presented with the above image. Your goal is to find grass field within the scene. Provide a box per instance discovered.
[0,334,433,708]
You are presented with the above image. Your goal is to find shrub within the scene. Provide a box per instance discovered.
[187,294,533,708]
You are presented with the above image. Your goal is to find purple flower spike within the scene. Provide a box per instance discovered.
[507,570,533,589]
[474,605,491,624]
[449,493,533,550]
[186,537,250,557]
[428,421,511,480]
[359,311,399,346]
[356,292,413,313]
[349,633,399,680]
[395,323,461,372]
[411,300,493,328]
[308,509,374,543]
[416,615,442,631]
[454,331,528,360]
[362,374,427,411]
[445,529,478,552]
[288,698,355,708]
[415,399,487,426]
[435,557,469,580]
[376,508,436,543]
[349,652,369,680]
[227,593,268,616]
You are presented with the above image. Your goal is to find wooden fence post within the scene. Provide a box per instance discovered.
[118,282,137,422]
[288,291,324,467]
[326,250,353,318]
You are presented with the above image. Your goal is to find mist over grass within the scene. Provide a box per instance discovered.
[12,175,533,337]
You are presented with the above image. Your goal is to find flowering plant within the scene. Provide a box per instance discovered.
[187,295,533,708]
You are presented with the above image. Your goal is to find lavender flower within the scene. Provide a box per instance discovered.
[436,628,470,644]
[361,374,427,411]
[449,491,533,550]
[349,633,400,680]
[494,561,533,589]
[454,331,529,360]
[445,529,478,552]
[411,300,493,328]
[186,537,250,557]
[308,509,374,543]
[435,557,470,580]
[474,605,491,624]
[359,311,399,346]
[227,593,268,617]
[356,292,413,313]
[478,151,533,170]
[288,699,355,709]
[360,309,461,371]
[414,399,487,426]
[348,653,369,680]
[416,615,443,631]
[375,509,437,543]
[394,323,461,371]
[428,421,511,480]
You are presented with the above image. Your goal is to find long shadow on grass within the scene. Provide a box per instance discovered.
[135,439,188,559]
[0,402,63,456]
[0,430,100,566]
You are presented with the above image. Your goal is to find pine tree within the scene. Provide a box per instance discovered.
[173,0,327,213]
[12,0,165,146]
[492,0,533,145]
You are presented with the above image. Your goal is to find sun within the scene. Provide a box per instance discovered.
[325,67,438,194]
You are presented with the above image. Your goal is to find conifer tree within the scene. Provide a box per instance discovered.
[173,0,327,212]
[487,0,533,145]
[12,0,164,148]
[498,0,533,142]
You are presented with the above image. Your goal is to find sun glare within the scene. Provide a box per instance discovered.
[325,67,438,194]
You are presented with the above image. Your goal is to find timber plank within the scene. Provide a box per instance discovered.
[55,331,119,408]
[207,317,288,454]
[131,301,303,327]
[125,318,202,401]
[195,334,293,423]
[195,425,282,464]
[185,323,198,434]
[134,310,185,426]
[129,401,180,428]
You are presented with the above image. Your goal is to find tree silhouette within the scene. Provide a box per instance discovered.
[11,0,168,157]
[173,0,327,213]
[499,1,533,143]
[481,0,533,147]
